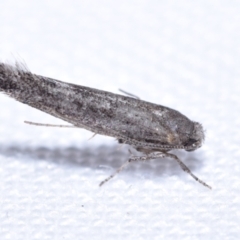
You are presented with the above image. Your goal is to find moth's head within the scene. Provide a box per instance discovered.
[185,122,205,152]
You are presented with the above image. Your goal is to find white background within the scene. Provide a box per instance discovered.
[0,1,240,239]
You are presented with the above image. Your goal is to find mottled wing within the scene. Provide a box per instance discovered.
[0,63,193,150]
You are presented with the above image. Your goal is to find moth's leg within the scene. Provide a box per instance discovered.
[118,89,140,99]
[163,152,212,189]
[99,152,165,187]
[88,133,97,140]
[24,121,78,128]
[135,147,160,155]
[99,151,211,189]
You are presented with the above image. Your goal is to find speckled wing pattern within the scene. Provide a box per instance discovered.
[0,63,196,151]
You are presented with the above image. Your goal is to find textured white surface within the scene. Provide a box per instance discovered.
[0,1,240,239]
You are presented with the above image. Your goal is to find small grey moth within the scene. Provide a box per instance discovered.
[0,63,211,189]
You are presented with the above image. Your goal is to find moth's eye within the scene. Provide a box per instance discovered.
[185,138,201,151]
[186,138,197,146]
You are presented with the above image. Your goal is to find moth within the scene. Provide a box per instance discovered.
[0,63,211,189]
